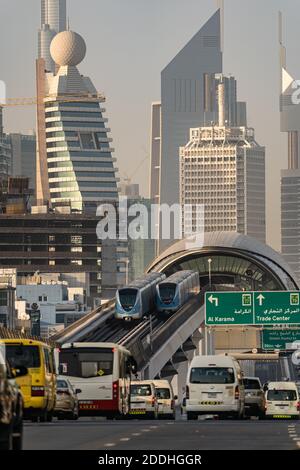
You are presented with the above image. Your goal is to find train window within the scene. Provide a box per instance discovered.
[159,283,176,303]
[118,288,138,310]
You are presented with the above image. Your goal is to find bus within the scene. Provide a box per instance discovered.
[59,342,137,419]
[1,339,57,422]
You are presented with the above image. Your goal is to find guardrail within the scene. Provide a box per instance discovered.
[124,296,203,370]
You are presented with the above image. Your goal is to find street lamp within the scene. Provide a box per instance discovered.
[208,258,212,289]
[125,259,130,285]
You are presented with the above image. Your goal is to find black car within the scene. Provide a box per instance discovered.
[0,347,27,450]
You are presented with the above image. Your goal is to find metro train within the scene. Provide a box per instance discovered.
[115,272,166,321]
[155,270,200,314]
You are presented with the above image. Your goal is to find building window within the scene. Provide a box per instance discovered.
[71,260,83,266]
[79,132,96,150]
[0,291,8,306]
[43,296,48,302]
[49,260,56,266]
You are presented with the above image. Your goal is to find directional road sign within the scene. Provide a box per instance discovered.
[262,329,300,350]
[205,291,300,326]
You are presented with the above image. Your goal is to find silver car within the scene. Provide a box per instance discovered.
[54,376,80,420]
[243,377,265,418]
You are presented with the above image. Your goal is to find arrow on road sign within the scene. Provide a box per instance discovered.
[208,295,219,307]
[256,294,265,306]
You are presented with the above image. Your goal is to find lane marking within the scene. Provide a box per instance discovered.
[120,438,130,442]
[105,443,116,447]
[132,433,141,436]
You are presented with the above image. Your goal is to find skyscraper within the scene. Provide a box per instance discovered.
[180,125,266,243]
[36,31,119,212]
[180,73,266,243]
[38,0,67,73]
[279,13,300,281]
[150,9,223,253]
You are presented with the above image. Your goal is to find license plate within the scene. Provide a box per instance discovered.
[200,401,223,406]
[273,415,292,419]
[208,393,217,399]
[130,409,146,415]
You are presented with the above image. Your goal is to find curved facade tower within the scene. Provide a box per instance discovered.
[37,31,118,212]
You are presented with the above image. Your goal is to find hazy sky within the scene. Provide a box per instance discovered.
[1,0,300,251]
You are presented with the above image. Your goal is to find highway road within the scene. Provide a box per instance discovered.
[23,416,300,450]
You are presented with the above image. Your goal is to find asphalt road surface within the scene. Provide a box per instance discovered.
[23,416,300,450]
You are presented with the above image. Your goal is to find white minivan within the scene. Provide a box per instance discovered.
[186,355,245,420]
[265,381,300,420]
[151,380,176,420]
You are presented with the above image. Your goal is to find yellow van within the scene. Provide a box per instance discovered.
[1,339,56,422]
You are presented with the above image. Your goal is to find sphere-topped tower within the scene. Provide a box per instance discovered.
[50,30,86,67]
[38,29,118,214]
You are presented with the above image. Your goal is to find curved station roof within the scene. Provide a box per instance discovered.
[147,232,299,291]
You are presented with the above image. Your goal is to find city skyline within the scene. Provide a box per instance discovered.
[1,0,300,251]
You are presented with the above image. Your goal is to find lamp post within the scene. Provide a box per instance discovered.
[125,259,130,285]
[208,258,212,289]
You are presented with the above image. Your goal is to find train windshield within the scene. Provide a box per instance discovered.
[118,288,138,311]
[159,283,176,304]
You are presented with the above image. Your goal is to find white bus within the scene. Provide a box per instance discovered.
[59,342,137,419]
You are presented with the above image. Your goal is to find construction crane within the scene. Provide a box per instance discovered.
[121,153,149,186]
[0,92,106,107]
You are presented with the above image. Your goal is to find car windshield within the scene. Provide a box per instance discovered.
[5,344,40,368]
[190,367,235,384]
[244,379,261,390]
[267,389,297,401]
[57,380,68,388]
[156,388,171,399]
[131,384,152,396]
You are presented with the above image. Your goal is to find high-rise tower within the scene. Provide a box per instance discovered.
[150,9,223,253]
[279,13,300,281]
[36,31,118,212]
[38,0,67,73]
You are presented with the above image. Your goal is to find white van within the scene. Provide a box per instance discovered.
[150,380,176,420]
[186,355,245,420]
[265,381,300,420]
[129,381,158,419]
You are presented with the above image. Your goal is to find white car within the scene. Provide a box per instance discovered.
[186,355,245,420]
[129,381,158,419]
[265,381,300,420]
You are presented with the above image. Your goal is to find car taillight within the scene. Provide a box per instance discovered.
[31,386,45,397]
[186,385,189,400]
[235,386,240,400]
[297,402,300,411]
[113,381,118,400]
[151,397,156,407]
[171,399,175,410]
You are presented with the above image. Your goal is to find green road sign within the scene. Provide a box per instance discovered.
[262,329,300,350]
[254,292,300,325]
[205,292,254,325]
[205,291,300,326]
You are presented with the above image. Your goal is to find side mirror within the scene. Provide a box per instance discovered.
[174,395,178,400]
[13,366,28,378]
[75,389,82,395]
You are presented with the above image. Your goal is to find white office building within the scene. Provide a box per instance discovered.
[180,125,266,243]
